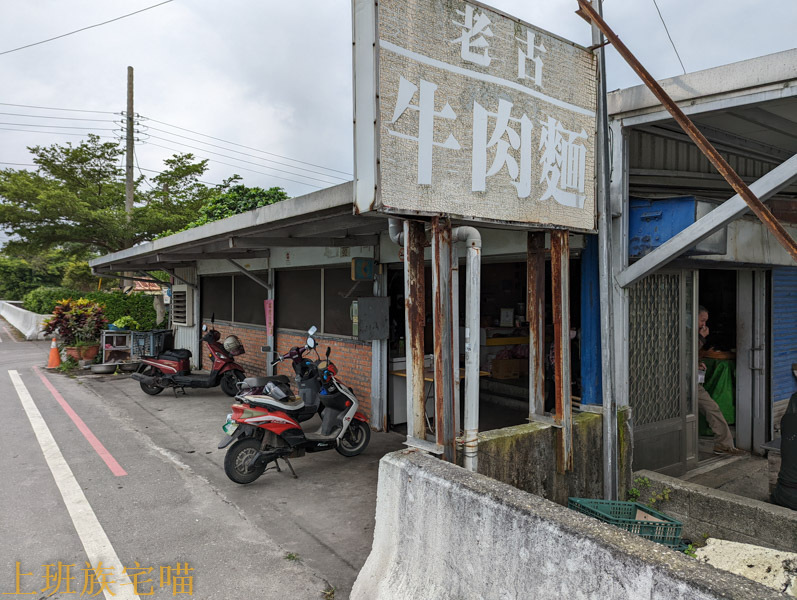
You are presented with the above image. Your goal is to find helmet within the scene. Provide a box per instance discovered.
[223,335,245,356]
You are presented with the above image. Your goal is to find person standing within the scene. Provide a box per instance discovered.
[697,306,744,456]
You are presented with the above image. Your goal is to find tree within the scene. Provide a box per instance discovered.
[0,135,212,254]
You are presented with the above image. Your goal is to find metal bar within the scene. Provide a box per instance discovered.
[404,220,427,441]
[576,0,797,265]
[266,268,275,377]
[229,236,378,248]
[89,269,167,286]
[452,246,461,438]
[591,0,619,500]
[432,217,456,462]
[158,267,197,289]
[226,259,272,290]
[527,232,546,418]
[551,230,573,473]
[617,152,797,288]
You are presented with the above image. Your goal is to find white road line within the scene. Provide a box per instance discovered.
[9,370,136,600]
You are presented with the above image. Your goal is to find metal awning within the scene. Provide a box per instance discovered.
[89,182,387,274]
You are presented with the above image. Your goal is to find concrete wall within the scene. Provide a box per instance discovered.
[352,450,777,600]
[0,301,49,340]
[476,408,633,506]
[636,470,797,552]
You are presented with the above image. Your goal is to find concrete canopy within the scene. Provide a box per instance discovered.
[89,182,386,274]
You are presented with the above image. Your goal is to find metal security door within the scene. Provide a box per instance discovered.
[628,270,696,475]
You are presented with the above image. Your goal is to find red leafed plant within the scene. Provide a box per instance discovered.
[43,298,107,346]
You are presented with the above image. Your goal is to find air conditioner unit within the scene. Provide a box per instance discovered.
[171,284,194,326]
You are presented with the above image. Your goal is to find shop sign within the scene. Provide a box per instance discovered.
[353,0,597,231]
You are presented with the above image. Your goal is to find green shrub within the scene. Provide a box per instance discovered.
[23,286,168,330]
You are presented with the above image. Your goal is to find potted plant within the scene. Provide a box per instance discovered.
[43,298,107,360]
[112,316,140,331]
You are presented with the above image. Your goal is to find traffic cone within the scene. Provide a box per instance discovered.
[46,338,61,369]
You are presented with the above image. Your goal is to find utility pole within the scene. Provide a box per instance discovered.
[125,66,135,220]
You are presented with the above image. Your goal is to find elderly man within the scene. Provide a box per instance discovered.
[698,306,744,456]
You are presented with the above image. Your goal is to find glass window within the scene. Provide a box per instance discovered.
[324,267,373,336]
[200,275,232,321]
[276,269,321,331]
[233,274,269,326]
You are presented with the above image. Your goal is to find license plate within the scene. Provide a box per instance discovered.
[222,419,238,436]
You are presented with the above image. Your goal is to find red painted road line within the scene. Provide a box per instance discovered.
[3,326,20,342]
[32,366,127,477]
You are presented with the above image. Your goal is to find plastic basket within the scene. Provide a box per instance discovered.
[568,498,683,548]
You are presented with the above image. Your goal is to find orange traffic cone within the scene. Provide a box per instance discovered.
[46,338,61,369]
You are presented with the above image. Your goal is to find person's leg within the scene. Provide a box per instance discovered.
[697,384,735,449]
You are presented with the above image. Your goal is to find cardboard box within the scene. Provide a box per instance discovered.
[491,358,526,379]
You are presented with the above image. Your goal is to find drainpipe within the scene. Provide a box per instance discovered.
[388,218,404,246]
[452,226,481,472]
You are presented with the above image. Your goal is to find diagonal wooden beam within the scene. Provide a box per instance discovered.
[576,0,797,265]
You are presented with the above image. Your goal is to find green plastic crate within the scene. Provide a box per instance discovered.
[568,497,683,548]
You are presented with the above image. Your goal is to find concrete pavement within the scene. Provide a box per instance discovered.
[0,320,405,599]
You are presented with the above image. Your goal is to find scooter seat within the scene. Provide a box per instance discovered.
[158,348,192,360]
[241,375,290,389]
[246,395,305,412]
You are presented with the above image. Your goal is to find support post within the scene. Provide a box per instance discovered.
[432,217,456,462]
[590,0,619,499]
[404,220,427,442]
[527,232,546,418]
[452,246,461,438]
[460,229,482,472]
[266,268,275,377]
[551,230,573,473]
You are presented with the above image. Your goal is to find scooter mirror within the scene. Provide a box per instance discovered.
[326,346,331,359]
[307,336,317,349]
[308,325,318,336]
[202,324,208,332]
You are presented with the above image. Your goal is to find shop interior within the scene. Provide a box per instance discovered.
[387,257,583,435]
[697,268,738,461]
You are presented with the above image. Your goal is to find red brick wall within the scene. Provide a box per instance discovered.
[201,323,373,418]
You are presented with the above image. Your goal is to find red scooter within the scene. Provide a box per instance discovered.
[219,327,370,484]
[133,316,246,397]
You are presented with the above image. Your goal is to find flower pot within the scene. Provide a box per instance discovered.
[65,347,81,361]
[80,345,100,360]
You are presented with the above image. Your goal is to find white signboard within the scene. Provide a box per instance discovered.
[353,0,597,231]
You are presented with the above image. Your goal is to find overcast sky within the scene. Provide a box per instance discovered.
[0,0,794,203]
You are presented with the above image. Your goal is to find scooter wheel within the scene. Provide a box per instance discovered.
[224,437,266,484]
[220,370,244,397]
[336,420,371,457]
[139,367,164,396]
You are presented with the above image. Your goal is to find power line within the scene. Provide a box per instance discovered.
[0,1,175,57]
[141,116,353,177]
[145,125,348,181]
[651,0,686,75]
[0,121,118,131]
[133,147,154,188]
[144,141,322,189]
[0,102,116,115]
[144,134,339,185]
[0,161,37,167]
[0,111,117,123]
[135,165,219,187]
[0,127,118,139]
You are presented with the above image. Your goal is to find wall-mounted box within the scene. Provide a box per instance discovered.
[629,196,727,259]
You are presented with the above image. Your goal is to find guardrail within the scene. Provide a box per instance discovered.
[0,301,49,340]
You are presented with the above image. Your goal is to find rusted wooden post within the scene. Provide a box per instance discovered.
[527,232,546,418]
[551,230,573,473]
[404,220,427,441]
[432,217,456,462]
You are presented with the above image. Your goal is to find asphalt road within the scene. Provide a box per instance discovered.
[0,321,405,599]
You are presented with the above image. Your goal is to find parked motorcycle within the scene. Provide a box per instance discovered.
[219,327,370,484]
[132,316,246,397]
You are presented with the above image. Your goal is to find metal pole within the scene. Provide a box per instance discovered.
[404,220,427,442]
[432,217,456,462]
[527,232,546,418]
[576,0,797,265]
[590,0,619,500]
[551,230,573,473]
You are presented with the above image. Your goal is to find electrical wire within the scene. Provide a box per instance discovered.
[141,116,353,176]
[144,134,339,185]
[0,121,118,131]
[0,127,118,139]
[0,111,117,123]
[133,148,154,189]
[144,125,349,181]
[651,0,686,75]
[0,162,37,167]
[0,102,117,115]
[0,1,175,57]
[143,141,322,189]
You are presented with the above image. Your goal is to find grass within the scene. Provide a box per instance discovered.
[284,552,300,562]
[321,586,335,599]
